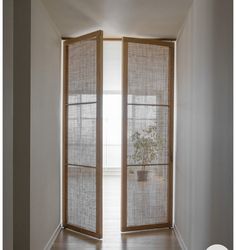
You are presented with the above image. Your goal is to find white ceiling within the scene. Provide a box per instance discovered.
[42,0,192,38]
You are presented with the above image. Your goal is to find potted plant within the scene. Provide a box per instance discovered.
[130,123,163,182]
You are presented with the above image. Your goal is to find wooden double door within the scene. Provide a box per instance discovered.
[63,30,174,238]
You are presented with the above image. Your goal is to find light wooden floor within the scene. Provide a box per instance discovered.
[52,175,181,250]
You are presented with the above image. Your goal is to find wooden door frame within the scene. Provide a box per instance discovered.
[62,30,103,239]
[121,37,175,232]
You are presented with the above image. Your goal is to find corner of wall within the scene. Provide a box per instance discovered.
[38,0,61,37]
[43,224,61,250]
[174,225,188,250]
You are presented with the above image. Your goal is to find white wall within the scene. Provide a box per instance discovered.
[175,0,233,249]
[31,0,61,249]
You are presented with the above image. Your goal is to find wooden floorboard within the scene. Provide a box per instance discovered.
[52,175,181,250]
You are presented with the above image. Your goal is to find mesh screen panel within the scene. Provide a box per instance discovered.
[68,40,96,104]
[127,43,169,105]
[68,104,96,167]
[127,105,168,165]
[125,41,171,228]
[67,166,96,231]
[127,165,168,226]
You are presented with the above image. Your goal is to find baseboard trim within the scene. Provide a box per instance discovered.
[44,224,61,250]
[173,225,188,250]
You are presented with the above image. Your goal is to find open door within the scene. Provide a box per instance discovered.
[63,30,103,238]
[121,37,174,232]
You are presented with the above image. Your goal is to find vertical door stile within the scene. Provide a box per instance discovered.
[96,31,103,238]
[63,42,69,227]
[121,39,128,231]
